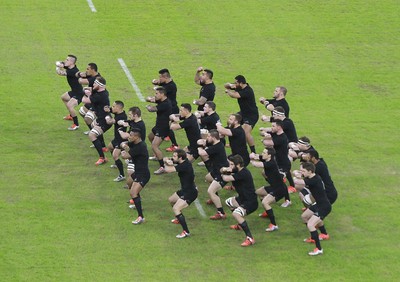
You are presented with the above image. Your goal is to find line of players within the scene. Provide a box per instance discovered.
[55,55,338,255]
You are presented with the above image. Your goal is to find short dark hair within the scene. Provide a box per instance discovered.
[274,106,285,115]
[181,103,192,112]
[88,63,98,72]
[159,69,171,78]
[129,106,141,117]
[155,86,166,95]
[209,129,220,140]
[175,149,187,160]
[114,100,124,108]
[298,136,311,145]
[308,150,319,160]
[204,69,213,79]
[95,76,106,86]
[266,147,276,157]
[159,68,170,74]
[205,101,216,111]
[274,120,283,128]
[235,75,246,84]
[278,86,287,96]
[231,113,242,123]
[68,54,77,62]
[302,162,315,173]
[129,128,142,138]
[229,154,244,167]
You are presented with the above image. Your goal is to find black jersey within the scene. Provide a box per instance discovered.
[237,84,258,119]
[304,174,331,209]
[299,146,317,163]
[228,126,250,166]
[267,98,290,118]
[281,118,297,143]
[128,120,146,141]
[128,141,150,175]
[200,112,220,130]
[86,72,101,88]
[175,159,196,192]
[271,117,298,143]
[179,114,201,148]
[263,159,286,191]
[205,141,228,174]
[155,99,172,130]
[66,66,82,93]
[198,82,216,111]
[232,168,258,208]
[315,158,337,204]
[90,89,110,121]
[271,132,291,171]
[113,111,127,141]
[161,80,178,114]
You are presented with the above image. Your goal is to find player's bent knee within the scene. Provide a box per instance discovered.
[233,206,246,217]
[79,106,87,117]
[90,128,101,137]
[225,197,236,210]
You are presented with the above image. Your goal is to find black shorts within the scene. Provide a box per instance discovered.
[236,197,258,215]
[111,138,124,149]
[152,126,169,139]
[238,112,259,128]
[309,204,331,220]
[326,190,338,205]
[177,188,198,205]
[264,185,286,202]
[300,188,310,197]
[131,172,151,188]
[187,145,199,159]
[210,170,227,188]
[100,123,112,133]
[68,90,84,104]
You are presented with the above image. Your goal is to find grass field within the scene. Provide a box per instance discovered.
[1,1,399,281]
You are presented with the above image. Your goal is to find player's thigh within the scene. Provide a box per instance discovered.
[173,198,189,211]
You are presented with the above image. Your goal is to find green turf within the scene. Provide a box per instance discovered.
[1,0,399,281]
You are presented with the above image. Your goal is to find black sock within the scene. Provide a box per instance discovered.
[87,123,92,130]
[311,230,321,250]
[319,225,328,235]
[267,209,276,225]
[133,196,143,218]
[239,221,253,238]
[286,171,295,187]
[98,135,106,148]
[115,159,124,177]
[92,139,104,158]
[250,145,256,154]
[284,186,291,201]
[72,116,79,126]
[177,213,189,233]
[168,130,178,146]
[158,159,164,167]
[217,207,225,214]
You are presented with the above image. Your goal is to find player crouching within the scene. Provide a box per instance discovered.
[222,155,258,247]
[164,149,198,239]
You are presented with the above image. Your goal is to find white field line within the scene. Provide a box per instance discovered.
[86,0,97,12]
[194,199,207,218]
[117,58,145,102]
